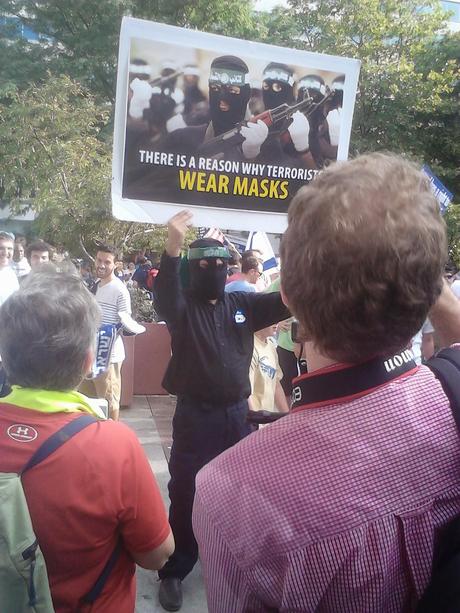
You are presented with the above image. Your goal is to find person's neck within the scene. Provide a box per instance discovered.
[99,273,115,287]
[303,341,337,372]
[242,273,255,285]
[255,333,269,344]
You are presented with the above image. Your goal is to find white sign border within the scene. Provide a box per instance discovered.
[112,17,361,232]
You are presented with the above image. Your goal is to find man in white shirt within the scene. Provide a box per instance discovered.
[0,232,19,307]
[11,242,31,279]
[410,318,435,365]
[0,231,19,396]
[79,245,131,420]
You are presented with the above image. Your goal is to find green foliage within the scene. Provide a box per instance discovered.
[0,0,255,256]
[0,0,458,258]
[0,0,258,101]
[129,287,158,322]
[0,74,171,257]
[262,0,460,251]
[445,203,460,268]
[260,1,459,181]
[280,0,459,164]
[414,32,460,196]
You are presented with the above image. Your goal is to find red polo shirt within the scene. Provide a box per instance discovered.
[0,404,170,612]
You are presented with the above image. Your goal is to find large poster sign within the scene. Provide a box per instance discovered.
[113,17,360,232]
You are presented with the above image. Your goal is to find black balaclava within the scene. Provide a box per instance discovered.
[297,74,326,104]
[160,65,178,97]
[144,93,176,133]
[331,75,345,109]
[262,62,294,110]
[188,238,230,301]
[208,56,250,136]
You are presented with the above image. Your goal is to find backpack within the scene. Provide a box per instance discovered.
[0,414,120,612]
[145,267,158,291]
[416,347,460,612]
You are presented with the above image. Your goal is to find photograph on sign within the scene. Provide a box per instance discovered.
[112,18,360,231]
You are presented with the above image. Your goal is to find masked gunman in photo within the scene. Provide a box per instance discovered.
[122,55,271,204]
[256,62,314,168]
[297,73,343,168]
[153,210,289,611]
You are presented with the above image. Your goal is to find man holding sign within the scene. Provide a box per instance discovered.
[154,210,289,611]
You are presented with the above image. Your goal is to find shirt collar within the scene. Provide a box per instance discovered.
[2,386,106,419]
[291,349,418,412]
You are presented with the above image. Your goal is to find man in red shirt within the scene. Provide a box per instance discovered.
[0,270,174,612]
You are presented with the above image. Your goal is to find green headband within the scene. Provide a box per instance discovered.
[188,246,230,260]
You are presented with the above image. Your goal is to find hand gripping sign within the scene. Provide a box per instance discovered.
[113,17,360,233]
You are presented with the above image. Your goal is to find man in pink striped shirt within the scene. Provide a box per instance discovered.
[193,153,460,612]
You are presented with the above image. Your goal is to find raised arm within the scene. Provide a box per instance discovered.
[154,210,193,327]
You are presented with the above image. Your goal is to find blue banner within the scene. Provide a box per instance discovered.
[421,165,454,215]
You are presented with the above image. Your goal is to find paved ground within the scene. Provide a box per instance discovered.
[120,395,208,613]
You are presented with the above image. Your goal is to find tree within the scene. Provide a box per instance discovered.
[414,31,460,196]
[0,0,259,102]
[264,0,459,189]
[445,203,460,268]
[0,0,254,255]
[0,74,172,257]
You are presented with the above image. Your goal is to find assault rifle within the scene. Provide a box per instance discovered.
[198,87,336,158]
[150,70,183,89]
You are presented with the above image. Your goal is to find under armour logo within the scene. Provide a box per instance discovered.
[7,424,38,443]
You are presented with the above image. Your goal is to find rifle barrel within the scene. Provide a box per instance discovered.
[150,70,183,87]
[198,89,334,157]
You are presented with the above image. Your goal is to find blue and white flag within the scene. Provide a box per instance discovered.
[246,231,278,274]
[421,165,454,216]
[90,324,119,379]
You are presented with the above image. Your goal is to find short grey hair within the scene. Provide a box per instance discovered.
[0,270,101,390]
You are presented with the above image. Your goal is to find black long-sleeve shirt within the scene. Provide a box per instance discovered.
[155,253,290,405]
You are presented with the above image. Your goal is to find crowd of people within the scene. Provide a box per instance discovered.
[1,152,460,613]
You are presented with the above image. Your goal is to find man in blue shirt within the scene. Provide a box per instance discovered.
[225,255,262,293]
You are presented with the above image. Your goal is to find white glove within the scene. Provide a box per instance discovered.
[240,120,269,159]
[118,311,146,335]
[166,114,187,133]
[129,78,153,119]
[326,108,341,147]
[287,110,310,152]
[171,88,184,106]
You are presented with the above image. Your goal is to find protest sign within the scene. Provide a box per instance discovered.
[113,17,360,232]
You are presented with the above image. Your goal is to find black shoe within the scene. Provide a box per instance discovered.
[159,577,183,612]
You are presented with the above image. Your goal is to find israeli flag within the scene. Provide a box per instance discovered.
[246,231,278,274]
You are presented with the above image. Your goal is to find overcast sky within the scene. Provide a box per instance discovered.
[254,0,288,11]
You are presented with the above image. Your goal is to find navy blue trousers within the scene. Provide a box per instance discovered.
[158,396,252,581]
